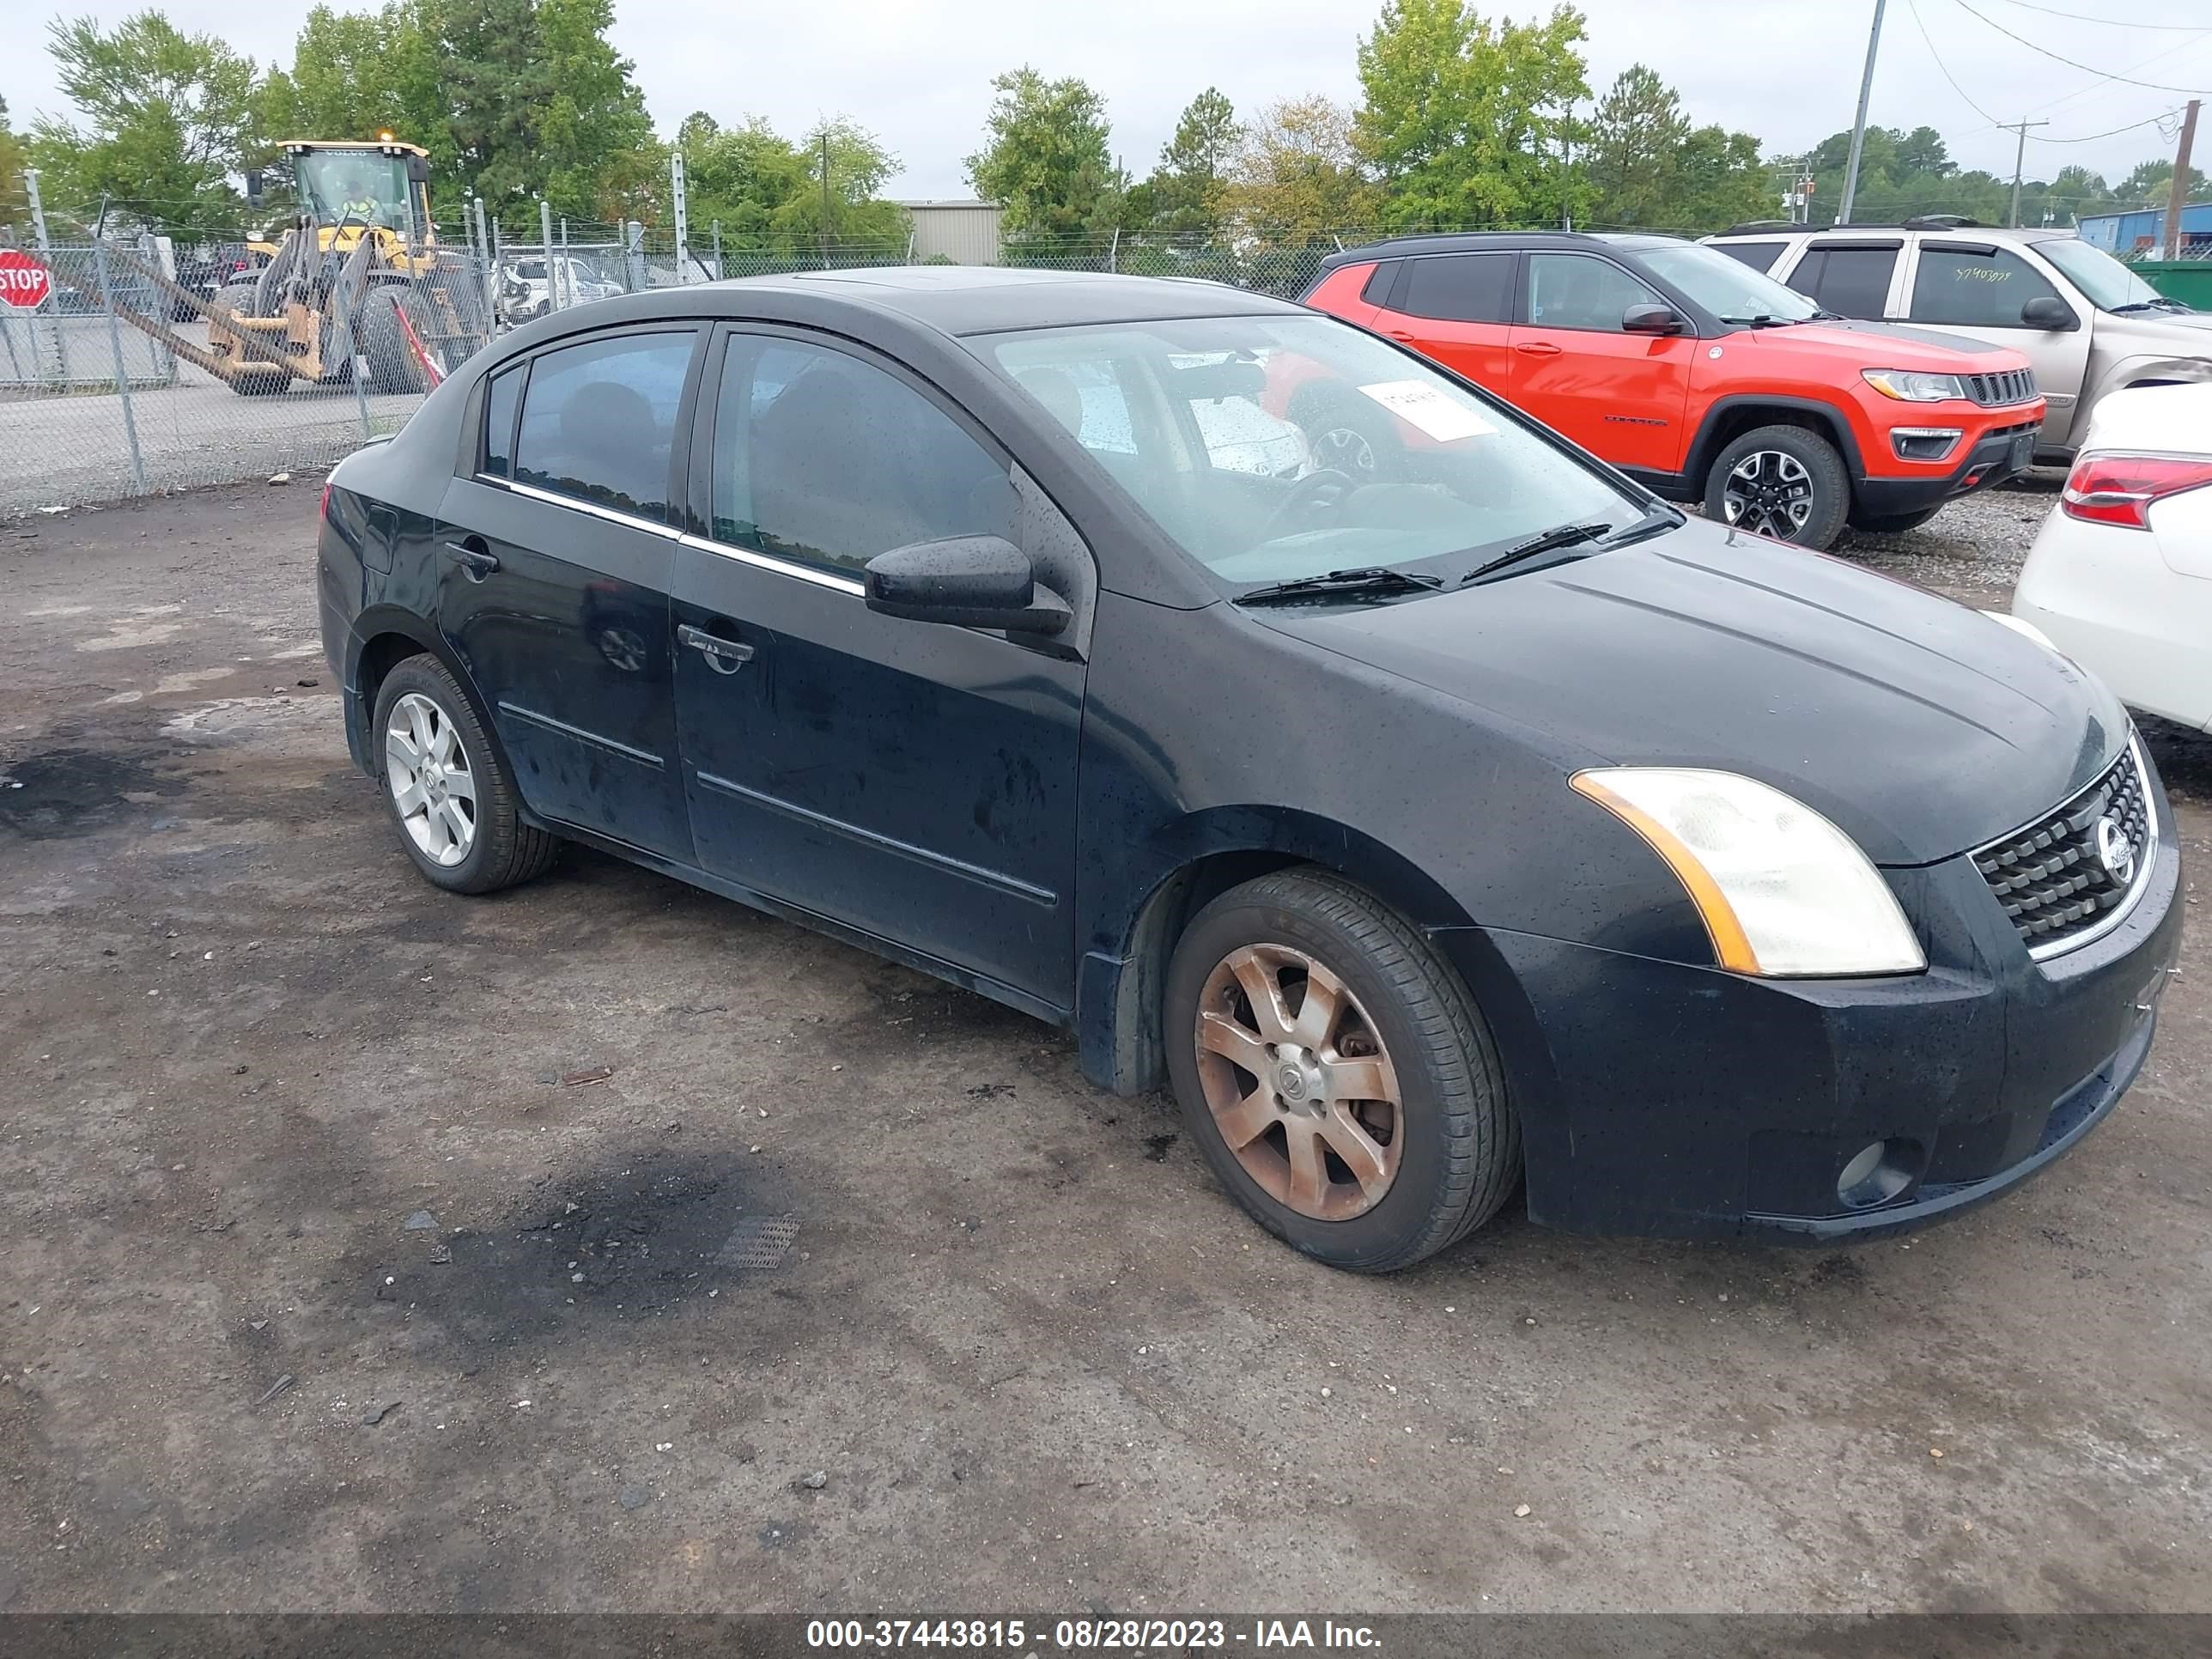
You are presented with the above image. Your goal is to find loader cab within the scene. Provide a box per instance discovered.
[282,140,434,241]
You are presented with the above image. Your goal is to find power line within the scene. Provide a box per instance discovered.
[1980,0,2211,28]
[1905,0,2003,125]
[1947,0,2212,95]
[2033,28,2212,115]
[2028,111,2183,144]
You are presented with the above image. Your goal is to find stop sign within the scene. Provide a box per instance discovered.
[0,250,53,309]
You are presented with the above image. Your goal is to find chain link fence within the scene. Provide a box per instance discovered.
[0,216,1450,517]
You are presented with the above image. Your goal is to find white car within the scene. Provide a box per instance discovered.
[2014,381,2212,731]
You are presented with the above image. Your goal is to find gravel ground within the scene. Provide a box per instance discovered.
[2,480,2207,1618]
[1831,471,2069,605]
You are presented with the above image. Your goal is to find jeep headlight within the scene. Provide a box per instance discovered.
[1863,368,1969,403]
[1571,769,1926,977]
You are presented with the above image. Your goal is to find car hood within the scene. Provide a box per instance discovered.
[1764,318,2034,368]
[2100,308,2212,348]
[1257,516,2127,866]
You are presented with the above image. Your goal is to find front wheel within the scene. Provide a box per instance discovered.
[1164,869,1519,1273]
[371,653,559,894]
[1704,424,1850,550]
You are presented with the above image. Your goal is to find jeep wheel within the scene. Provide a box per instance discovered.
[1705,424,1850,550]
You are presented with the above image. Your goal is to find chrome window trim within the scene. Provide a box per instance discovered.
[676,532,866,597]
[1973,734,2161,964]
[470,473,867,597]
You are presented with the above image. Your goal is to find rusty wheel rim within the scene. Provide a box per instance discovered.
[1194,943,1403,1221]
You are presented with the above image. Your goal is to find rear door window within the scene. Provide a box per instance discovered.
[513,329,697,519]
[1396,253,1516,324]
[1908,246,2063,328]
[1788,245,1899,318]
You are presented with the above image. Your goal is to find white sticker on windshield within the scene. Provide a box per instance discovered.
[1355,380,1495,441]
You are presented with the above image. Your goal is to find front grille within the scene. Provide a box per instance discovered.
[1964,368,2037,407]
[1973,743,2157,957]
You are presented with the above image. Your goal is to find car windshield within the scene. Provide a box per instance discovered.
[2036,238,2175,311]
[1632,240,1823,323]
[982,313,1647,588]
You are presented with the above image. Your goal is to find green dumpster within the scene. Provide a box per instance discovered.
[2132,261,2212,310]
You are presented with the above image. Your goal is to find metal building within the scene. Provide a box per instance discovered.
[2076,203,2212,257]
[897,201,1004,265]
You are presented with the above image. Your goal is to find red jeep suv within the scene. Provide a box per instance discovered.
[1299,232,2046,548]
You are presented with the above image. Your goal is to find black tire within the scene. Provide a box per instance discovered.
[1291,389,1407,485]
[207,279,258,320]
[1702,422,1850,550]
[1846,505,1942,535]
[370,653,559,895]
[356,288,428,395]
[1164,867,1519,1273]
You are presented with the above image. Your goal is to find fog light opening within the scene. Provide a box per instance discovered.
[1837,1139,1915,1210]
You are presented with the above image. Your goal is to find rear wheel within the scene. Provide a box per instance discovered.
[371,653,559,895]
[1704,423,1850,550]
[356,288,428,395]
[1164,869,1519,1273]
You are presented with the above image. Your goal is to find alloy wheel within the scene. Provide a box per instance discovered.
[1722,449,1816,539]
[1193,942,1403,1221]
[385,691,477,866]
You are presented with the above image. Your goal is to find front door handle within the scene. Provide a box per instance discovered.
[678,622,754,675]
[1387,329,1417,342]
[442,540,501,580]
[1514,341,1564,357]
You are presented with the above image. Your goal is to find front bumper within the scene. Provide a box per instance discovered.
[1856,416,2044,517]
[1437,812,2182,1243]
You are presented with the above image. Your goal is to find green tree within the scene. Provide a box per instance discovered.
[1223,94,1380,240]
[0,96,27,232]
[256,3,442,155]
[1583,66,1765,231]
[437,0,657,225]
[28,10,259,234]
[2115,159,2209,206]
[769,118,908,247]
[1352,0,1589,230]
[965,67,1124,243]
[675,112,907,253]
[1140,87,1237,237]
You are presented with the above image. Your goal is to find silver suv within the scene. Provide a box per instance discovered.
[1704,222,2209,464]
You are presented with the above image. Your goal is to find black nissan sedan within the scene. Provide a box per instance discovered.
[316,267,2182,1272]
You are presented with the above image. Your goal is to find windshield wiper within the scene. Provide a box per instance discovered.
[1719,313,1808,328]
[2111,299,2191,314]
[1233,566,1445,605]
[1457,520,1617,586]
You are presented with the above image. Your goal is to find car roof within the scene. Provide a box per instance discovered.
[524,265,1305,339]
[1312,230,1691,274]
[1710,223,2074,245]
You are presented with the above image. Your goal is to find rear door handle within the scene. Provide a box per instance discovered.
[678,623,754,674]
[1514,341,1563,357]
[441,540,500,579]
[1387,330,1417,342]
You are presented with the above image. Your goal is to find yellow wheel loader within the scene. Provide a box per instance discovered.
[201,138,491,396]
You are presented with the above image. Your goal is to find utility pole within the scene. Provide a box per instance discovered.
[819,131,833,270]
[2002,119,2050,228]
[2166,99,2203,261]
[1838,0,1888,227]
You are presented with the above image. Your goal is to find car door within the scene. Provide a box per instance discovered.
[1781,239,1903,319]
[434,324,702,860]
[669,326,1090,1009]
[1369,251,1518,390]
[1508,252,1696,474]
[1901,240,2090,452]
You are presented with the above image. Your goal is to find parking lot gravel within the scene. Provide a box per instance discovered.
[1,478,2207,1615]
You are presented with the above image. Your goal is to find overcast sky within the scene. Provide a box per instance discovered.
[4,0,2208,204]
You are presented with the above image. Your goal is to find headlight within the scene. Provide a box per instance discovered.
[1571,769,1926,977]
[1863,368,1969,403]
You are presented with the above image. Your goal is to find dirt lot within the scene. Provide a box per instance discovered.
[2,481,2207,1615]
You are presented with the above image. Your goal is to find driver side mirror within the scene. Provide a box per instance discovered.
[2021,295,2076,331]
[1622,303,1686,336]
[864,536,1070,635]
